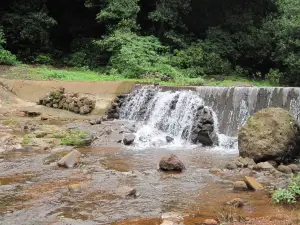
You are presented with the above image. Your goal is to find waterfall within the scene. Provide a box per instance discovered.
[120,85,300,150]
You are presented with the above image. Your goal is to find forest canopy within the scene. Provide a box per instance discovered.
[1,0,300,86]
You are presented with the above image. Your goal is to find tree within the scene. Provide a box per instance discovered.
[1,0,56,61]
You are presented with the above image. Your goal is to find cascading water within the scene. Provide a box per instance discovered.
[120,86,235,150]
[120,85,300,151]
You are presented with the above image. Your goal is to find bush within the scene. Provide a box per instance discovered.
[203,52,232,75]
[272,174,300,204]
[0,27,18,65]
[266,68,282,85]
[67,38,108,69]
[35,54,52,65]
[171,41,231,77]
[98,30,184,78]
[0,49,18,65]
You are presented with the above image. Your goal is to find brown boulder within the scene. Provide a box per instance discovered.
[238,108,300,163]
[159,154,185,172]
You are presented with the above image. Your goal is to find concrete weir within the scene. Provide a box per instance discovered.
[130,85,300,136]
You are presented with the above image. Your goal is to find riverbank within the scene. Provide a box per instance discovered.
[0,65,273,87]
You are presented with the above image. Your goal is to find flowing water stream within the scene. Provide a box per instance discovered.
[120,85,300,152]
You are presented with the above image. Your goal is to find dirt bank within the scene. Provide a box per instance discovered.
[0,78,136,115]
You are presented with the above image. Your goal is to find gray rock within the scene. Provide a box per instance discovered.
[90,118,102,125]
[166,136,174,143]
[236,157,256,168]
[159,154,185,172]
[233,181,248,191]
[190,107,219,146]
[225,162,237,170]
[79,105,91,115]
[58,150,81,168]
[277,164,293,174]
[253,162,275,171]
[287,164,300,173]
[115,186,136,197]
[123,133,135,145]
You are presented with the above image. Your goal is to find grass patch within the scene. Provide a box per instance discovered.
[61,130,91,147]
[272,174,300,204]
[1,65,276,87]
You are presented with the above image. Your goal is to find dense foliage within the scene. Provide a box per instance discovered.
[0,26,17,65]
[1,0,300,85]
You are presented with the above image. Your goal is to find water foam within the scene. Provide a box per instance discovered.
[120,86,237,151]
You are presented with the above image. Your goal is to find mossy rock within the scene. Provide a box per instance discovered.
[238,108,300,163]
[61,130,92,147]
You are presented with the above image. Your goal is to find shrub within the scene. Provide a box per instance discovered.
[0,27,18,65]
[203,52,232,75]
[272,174,300,204]
[98,30,184,78]
[266,68,282,85]
[0,49,18,65]
[67,38,107,69]
[171,41,231,77]
[35,54,52,65]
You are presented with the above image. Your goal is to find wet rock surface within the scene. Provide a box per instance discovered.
[159,154,186,172]
[0,108,299,225]
[190,107,219,146]
[58,150,81,168]
[106,94,128,120]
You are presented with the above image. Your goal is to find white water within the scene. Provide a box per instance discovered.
[120,86,237,151]
[120,85,300,152]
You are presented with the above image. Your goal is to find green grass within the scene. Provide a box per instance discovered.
[1,65,275,87]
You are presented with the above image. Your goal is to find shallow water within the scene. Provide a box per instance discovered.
[1,143,294,225]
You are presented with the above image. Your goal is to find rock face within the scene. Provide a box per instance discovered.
[106,94,128,120]
[38,88,96,115]
[238,108,300,163]
[58,150,81,168]
[190,106,218,146]
[159,154,186,172]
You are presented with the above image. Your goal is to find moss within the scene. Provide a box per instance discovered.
[61,130,90,147]
[2,119,19,126]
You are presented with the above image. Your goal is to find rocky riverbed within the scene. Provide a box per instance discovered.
[0,107,300,225]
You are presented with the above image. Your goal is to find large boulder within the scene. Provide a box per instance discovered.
[238,108,300,163]
[189,107,218,146]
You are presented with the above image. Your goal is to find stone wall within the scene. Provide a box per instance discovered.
[106,94,128,119]
[38,88,96,115]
